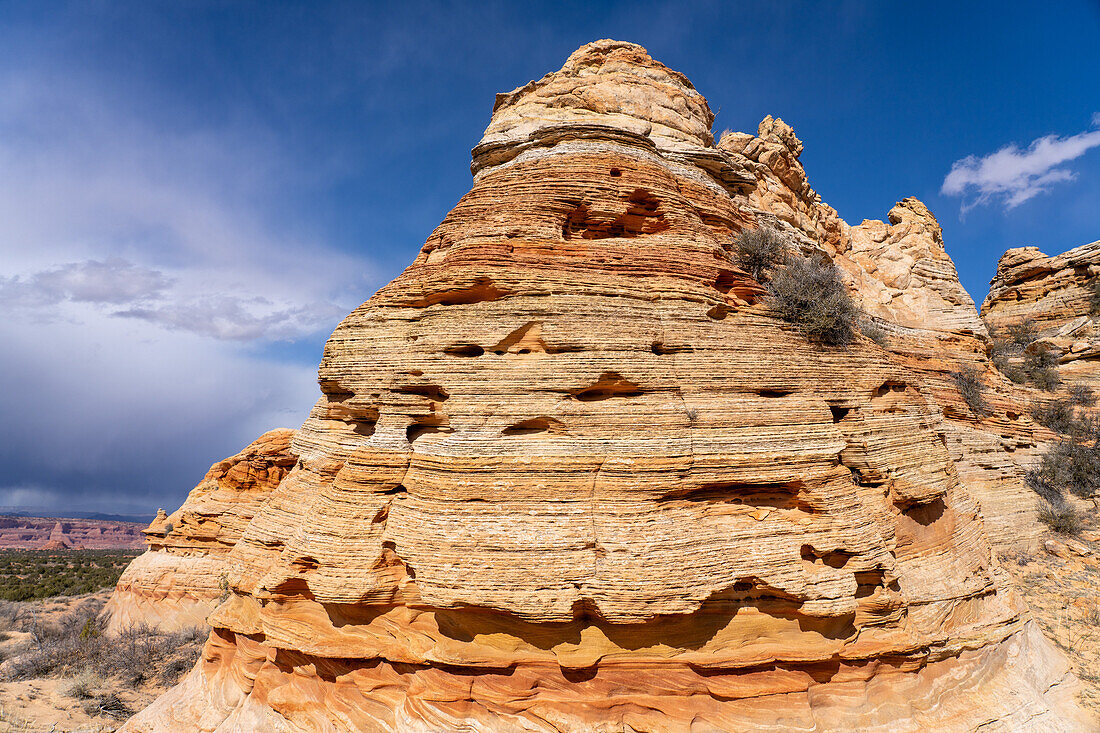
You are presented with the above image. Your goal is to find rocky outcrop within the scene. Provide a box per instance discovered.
[103,429,296,634]
[720,118,1047,550]
[0,516,145,549]
[122,40,1087,732]
[982,240,1100,392]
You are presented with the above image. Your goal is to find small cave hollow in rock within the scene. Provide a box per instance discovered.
[503,417,566,436]
[561,189,670,240]
[571,372,646,402]
[444,344,485,357]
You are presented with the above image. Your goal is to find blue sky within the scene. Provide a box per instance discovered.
[1,0,1098,516]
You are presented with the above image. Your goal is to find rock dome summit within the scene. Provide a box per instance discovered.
[120,40,1088,731]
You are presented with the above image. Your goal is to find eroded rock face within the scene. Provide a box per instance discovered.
[104,429,296,633]
[121,41,1087,732]
[983,240,1100,392]
[720,118,1046,550]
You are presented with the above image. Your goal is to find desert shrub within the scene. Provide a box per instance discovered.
[952,366,990,417]
[732,227,788,282]
[0,600,20,631]
[766,254,859,346]
[1025,438,1100,502]
[991,354,1026,384]
[60,671,102,699]
[1022,346,1061,391]
[1030,398,1078,434]
[858,316,889,346]
[1052,440,1100,499]
[1006,320,1038,347]
[160,655,194,686]
[0,549,139,602]
[989,320,1062,389]
[1024,462,1061,503]
[4,598,203,690]
[990,330,1024,382]
[1037,498,1083,536]
[84,692,132,720]
[1069,382,1096,406]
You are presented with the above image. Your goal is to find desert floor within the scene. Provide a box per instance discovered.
[0,590,202,732]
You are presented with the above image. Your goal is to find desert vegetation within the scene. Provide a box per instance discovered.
[0,549,139,602]
[952,366,991,418]
[1068,382,1096,406]
[989,320,1060,391]
[1090,281,1100,315]
[0,593,203,724]
[1023,393,1100,535]
[732,228,883,347]
[732,227,788,282]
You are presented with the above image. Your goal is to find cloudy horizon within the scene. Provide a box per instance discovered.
[1,0,1098,518]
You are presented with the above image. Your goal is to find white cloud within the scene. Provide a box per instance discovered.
[115,297,347,341]
[0,258,173,308]
[0,69,376,342]
[0,64,380,513]
[1,257,347,341]
[942,120,1100,212]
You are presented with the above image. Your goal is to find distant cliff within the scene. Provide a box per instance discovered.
[0,515,146,550]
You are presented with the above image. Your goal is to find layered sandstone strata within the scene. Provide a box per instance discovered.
[983,240,1100,392]
[104,429,296,633]
[123,41,1087,731]
[720,118,1047,549]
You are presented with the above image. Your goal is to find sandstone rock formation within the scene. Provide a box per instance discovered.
[122,41,1087,731]
[720,118,1047,550]
[983,240,1100,393]
[0,515,145,550]
[103,429,296,634]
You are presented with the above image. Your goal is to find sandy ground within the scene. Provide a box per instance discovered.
[0,676,148,733]
[0,590,199,733]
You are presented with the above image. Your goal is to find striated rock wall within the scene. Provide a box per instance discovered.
[122,40,1087,732]
[720,118,1047,550]
[983,240,1100,393]
[103,429,296,634]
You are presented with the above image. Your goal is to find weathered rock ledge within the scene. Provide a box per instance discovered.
[103,429,296,634]
[983,240,1100,393]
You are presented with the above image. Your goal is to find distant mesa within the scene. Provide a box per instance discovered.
[0,515,145,550]
[116,40,1089,731]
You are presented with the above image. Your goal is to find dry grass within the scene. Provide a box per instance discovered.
[1,595,203,689]
[1069,382,1097,407]
[1037,499,1084,536]
[952,366,990,418]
